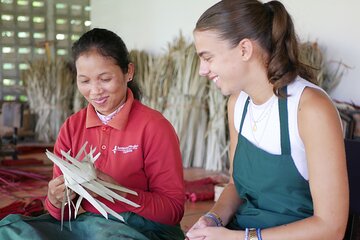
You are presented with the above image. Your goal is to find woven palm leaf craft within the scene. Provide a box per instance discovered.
[45,142,140,229]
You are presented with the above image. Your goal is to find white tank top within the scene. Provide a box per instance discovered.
[234,77,323,180]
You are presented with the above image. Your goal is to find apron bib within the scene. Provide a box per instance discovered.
[232,88,313,229]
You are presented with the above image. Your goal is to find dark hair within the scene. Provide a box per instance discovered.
[72,28,142,100]
[195,0,316,96]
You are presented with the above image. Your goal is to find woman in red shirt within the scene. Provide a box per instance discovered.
[0,28,185,240]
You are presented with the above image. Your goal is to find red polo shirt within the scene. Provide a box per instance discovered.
[45,89,185,225]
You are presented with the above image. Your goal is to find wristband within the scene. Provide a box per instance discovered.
[245,228,249,240]
[245,228,261,240]
[257,228,262,240]
[204,212,223,227]
[248,228,258,240]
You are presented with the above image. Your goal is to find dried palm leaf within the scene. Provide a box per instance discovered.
[22,58,75,143]
[45,142,139,230]
[299,41,350,92]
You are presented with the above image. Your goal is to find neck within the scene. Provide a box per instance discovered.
[241,57,275,104]
[245,74,274,105]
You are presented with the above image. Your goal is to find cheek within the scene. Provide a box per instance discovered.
[77,83,90,97]
[110,80,127,93]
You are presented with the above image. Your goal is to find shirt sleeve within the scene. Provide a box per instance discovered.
[123,117,185,225]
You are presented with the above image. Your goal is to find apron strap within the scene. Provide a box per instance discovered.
[278,87,291,155]
[239,97,250,132]
[239,88,291,156]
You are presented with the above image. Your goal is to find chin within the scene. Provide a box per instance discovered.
[220,88,231,96]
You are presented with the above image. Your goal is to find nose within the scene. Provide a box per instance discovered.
[89,81,103,95]
[198,60,210,77]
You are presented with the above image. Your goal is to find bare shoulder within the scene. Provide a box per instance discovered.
[299,87,334,110]
[298,87,339,122]
[298,86,343,147]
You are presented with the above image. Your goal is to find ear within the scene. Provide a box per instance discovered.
[127,63,135,82]
[238,38,253,61]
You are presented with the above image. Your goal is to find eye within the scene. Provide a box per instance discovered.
[202,56,212,62]
[78,78,89,84]
[101,78,111,82]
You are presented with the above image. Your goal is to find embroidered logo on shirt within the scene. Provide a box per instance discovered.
[112,145,139,154]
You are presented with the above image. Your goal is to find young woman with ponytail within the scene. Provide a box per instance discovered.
[186,1,348,239]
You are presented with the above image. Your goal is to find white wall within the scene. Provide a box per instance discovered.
[91,0,360,105]
[91,0,218,54]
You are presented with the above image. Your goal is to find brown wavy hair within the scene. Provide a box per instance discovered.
[194,0,316,97]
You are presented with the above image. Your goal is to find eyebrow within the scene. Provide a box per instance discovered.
[77,72,112,78]
[197,51,209,57]
[77,74,88,78]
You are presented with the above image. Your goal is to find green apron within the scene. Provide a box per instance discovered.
[231,88,313,229]
[0,212,184,240]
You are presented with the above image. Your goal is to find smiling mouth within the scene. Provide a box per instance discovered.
[212,76,219,84]
[92,97,107,105]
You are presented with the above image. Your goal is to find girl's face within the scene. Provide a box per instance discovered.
[76,50,133,115]
[193,30,248,96]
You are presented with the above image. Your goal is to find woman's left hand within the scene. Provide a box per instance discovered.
[95,169,127,197]
[96,168,117,184]
[186,227,243,240]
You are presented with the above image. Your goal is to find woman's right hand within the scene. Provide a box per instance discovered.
[47,175,76,208]
[186,215,218,240]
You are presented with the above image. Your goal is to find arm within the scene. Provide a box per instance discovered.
[187,88,349,240]
[258,88,348,240]
[187,94,243,239]
[209,94,242,225]
[124,117,185,225]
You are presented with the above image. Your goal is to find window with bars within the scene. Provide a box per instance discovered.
[0,0,91,101]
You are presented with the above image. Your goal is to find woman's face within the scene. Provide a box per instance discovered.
[76,50,133,115]
[193,30,247,96]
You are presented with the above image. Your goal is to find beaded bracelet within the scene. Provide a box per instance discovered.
[244,228,262,240]
[204,212,223,227]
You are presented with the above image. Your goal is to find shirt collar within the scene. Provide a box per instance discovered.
[86,88,134,130]
[96,103,124,125]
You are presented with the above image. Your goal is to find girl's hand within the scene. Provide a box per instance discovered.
[186,226,242,240]
[186,215,218,240]
[47,175,76,208]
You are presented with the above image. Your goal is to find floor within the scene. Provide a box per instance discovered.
[0,145,223,233]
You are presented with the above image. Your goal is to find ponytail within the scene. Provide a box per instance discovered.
[265,1,316,96]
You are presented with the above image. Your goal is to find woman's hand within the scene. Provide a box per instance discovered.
[96,169,118,185]
[47,175,76,208]
[185,215,220,240]
[95,169,127,197]
[186,225,242,240]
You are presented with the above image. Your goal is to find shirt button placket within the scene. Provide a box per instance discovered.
[100,126,109,158]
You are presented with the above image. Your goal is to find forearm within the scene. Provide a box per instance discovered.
[124,189,184,225]
[210,183,242,225]
[258,215,345,240]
